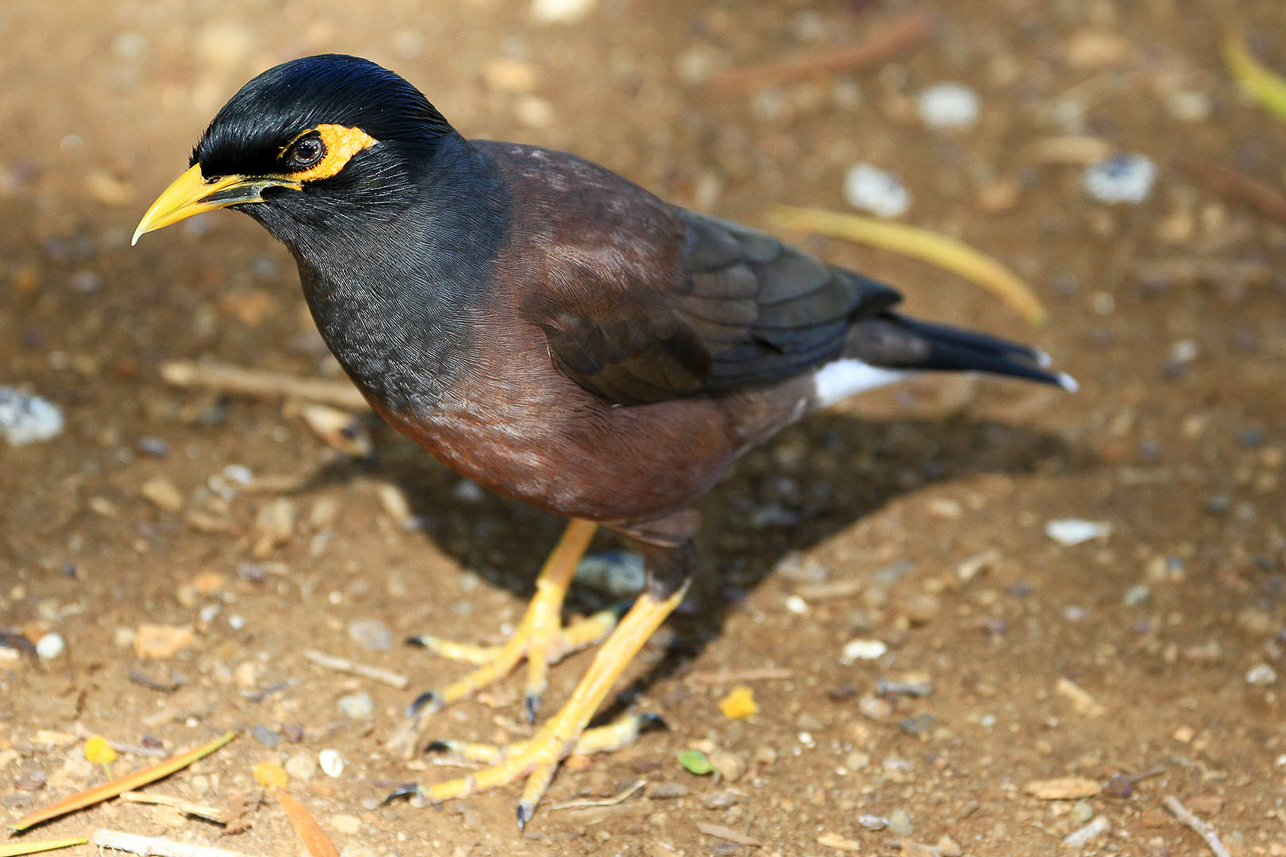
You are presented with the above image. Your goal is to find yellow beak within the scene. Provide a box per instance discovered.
[132,165,302,245]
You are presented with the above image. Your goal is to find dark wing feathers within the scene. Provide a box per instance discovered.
[529,208,901,406]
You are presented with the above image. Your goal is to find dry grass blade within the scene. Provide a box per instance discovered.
[0,839,88,857]
[1223,30,1286,122]
[275,789,340,857]
[767,206,1049,327]
[8,731,236,832]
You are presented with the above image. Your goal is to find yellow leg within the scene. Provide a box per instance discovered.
[389,519,605,756]
[412,582,686,828]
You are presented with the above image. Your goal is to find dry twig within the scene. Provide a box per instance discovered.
[1164,796,1231,857]
[711,10,933,93]
[161,360,368,410]
[686,667,795,685]
[303,649,410,689]
[1178,159,1286,226]
[119,791,227,824]
[91,830,260,857]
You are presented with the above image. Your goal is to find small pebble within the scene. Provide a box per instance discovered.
[348,618,392,652]
[877,677,934,698]
[329,813,362,834]
[1045,519,1113,546]
[1063,814,1110,847]
[887,809,913,836]
[1123,584,1151,607]
[284,752,317,781]
[916,82,980,130]
[340,847,379,857]
[337,691,375,719]
[840,638,887,663]
[858,696,893,721]
[531,0,596,23]
[1070,800,1095,824]
[898,713,934,737]
[702,791,738,809]
[648,781,690,800]
[251,725,282,747]
[1082,154,1157,204]
[319,748,345,777]
[136,437,169,457]
[35,633,65,660]
[1246,664,1277,685]
[575,551,645,598]
[0,387,64,445]
[857,813,888,831]
[784,594,808,615]
[843,163,910,218]
[451,479,486,503]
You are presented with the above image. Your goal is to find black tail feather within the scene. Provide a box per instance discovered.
[849,312,1076,391]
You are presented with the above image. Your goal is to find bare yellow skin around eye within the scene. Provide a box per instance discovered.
[283,124,378,182]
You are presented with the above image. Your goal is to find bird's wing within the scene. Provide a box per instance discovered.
[525,208,902,406]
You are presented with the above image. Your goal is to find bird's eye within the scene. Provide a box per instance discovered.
[284,133,327,171]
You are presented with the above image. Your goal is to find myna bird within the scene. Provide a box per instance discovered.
[135,54,1074,827]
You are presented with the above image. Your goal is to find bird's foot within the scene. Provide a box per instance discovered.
[387,519,603,757]
[390,585,685,828]
[393,713,662,829]
[406,605,622,719]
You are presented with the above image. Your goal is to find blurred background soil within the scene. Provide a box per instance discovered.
[2,1,1285,855]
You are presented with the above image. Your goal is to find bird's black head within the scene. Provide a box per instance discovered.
[194,54,448,180]
[134,54,457,246]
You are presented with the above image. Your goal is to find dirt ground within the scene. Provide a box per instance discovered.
[3,1,1285,855]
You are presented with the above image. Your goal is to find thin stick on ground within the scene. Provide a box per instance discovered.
[161,360,369,410]
[1163,796,1231,857]
[1178,159,1286,226]
[303,649,410,689]
[119,790,227,823]
[710,10,933,93]
[91,830,261,857]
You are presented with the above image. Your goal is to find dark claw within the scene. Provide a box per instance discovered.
[406,690,441,718]
[637,712,669,733]
[406,635,430,647]
[516,800,535,831]
[523,691,542,725]
[383,783,422,805]
[424,740,452,753]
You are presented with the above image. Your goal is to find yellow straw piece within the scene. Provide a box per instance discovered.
[1223,31,1286,123]
[767,206,1049,327]
[0,839,89,857]
[9,731,236,832]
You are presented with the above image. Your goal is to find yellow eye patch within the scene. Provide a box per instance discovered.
[281,124,378,182]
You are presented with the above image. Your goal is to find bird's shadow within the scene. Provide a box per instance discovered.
[314,408,1074,721]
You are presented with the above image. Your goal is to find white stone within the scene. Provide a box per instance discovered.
[917,82,980,130]
[841,639,888,664]
[1082,154,1157,204]
[1045,519,1113,546]
[843,163,910,218]
[531,0,596,24]
[0,387,63,445]
[319,748,345,777]
[36,633,66,660]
